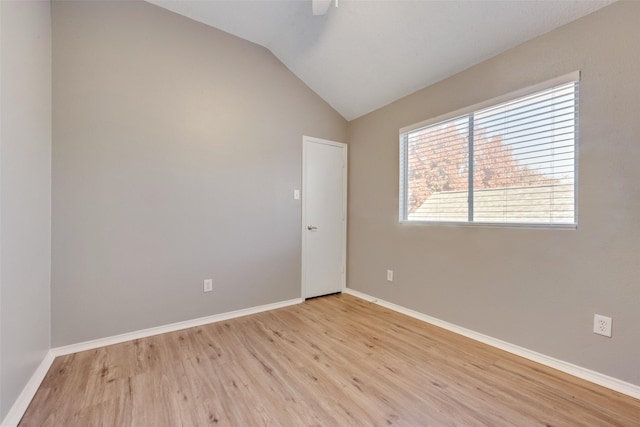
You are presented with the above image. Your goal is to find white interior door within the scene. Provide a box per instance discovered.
[302,136,347,299]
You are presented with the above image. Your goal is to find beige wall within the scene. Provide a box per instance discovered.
[347,1,640,386]
[0,0,52,420]
[52,1,347,346]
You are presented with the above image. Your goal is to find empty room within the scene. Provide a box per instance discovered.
[2,0,640,425]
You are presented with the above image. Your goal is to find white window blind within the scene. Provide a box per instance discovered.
[400,75,578,226]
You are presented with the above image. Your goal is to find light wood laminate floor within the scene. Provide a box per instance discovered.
[20,294,640,426]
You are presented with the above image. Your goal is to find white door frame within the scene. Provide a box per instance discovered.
[301,136,347,299]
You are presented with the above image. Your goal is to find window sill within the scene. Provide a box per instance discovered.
[398,220,577,230]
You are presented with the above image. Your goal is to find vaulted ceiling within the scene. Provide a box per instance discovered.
[148,0,614,120]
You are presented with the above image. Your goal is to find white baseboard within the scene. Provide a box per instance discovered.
[52,297,303,356]
[1,350,55,427]
[343,287,640,400]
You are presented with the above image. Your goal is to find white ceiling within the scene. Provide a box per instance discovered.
[148,0,614,121]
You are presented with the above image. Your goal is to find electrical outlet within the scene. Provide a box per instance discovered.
[386,270,394,282]
[593,314,612,337]
[203,279,213,293]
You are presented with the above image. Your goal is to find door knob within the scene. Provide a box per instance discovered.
[307,225,318,231]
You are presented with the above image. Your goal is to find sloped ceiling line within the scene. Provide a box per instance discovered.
[147,0,614,121]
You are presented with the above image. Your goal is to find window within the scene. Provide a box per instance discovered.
[399,73,578,227]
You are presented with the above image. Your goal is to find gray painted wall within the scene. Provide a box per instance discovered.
[347,1,640,386]
[0,0,52,420]
[51,1,347,346]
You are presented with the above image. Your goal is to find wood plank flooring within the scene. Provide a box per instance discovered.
[20,293,640,426]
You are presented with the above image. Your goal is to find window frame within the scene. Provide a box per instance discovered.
[399,71,580,229]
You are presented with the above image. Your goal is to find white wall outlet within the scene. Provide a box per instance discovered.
[593,314,612,337]
[294,189,300,200]
[203,279,213,293]
[386,269,394,282]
